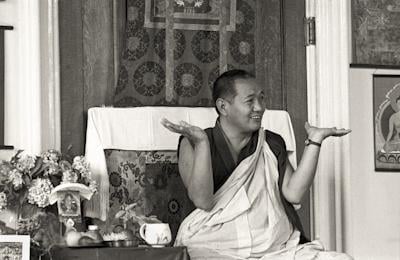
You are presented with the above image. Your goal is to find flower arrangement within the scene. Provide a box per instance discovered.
[0,149,97,229]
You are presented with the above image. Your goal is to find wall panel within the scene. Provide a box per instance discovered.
[59,0,85,155]
[282,0,310,238]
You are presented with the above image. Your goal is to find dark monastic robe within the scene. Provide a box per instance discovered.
[178,120,309,244]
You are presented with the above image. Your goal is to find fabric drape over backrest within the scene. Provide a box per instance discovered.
[84,107,297,221]
[113,0,257,107]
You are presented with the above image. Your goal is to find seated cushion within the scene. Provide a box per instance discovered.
[100,149,194,243]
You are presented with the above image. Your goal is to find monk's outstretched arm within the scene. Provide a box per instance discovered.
[179,137,214,211]
[282,122,351,204]
[161,118,214,211]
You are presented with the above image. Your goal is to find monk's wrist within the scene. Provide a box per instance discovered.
[307,133,324,144]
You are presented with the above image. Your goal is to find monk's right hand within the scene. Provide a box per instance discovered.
[161,118,208,145]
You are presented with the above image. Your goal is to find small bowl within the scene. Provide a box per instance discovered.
[122,240,138,247]
[105,240,124,247]
[105,240,138,247]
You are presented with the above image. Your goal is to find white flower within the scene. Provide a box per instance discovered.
[62,170,78,183]
[16,154,36,173]
[0,192,7,211]
[72,156,89,172]
[9,169,24,190]
[41,150,61,163]
[27,178,53,208]
[44,162,59,176]
[72,156,92,180]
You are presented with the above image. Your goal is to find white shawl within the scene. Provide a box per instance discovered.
[174,129,300,259]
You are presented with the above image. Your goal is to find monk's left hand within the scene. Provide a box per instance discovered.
[305,122,351,143]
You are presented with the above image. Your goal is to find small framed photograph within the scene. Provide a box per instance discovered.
[373,75,400,170]
[57,190,81,223]
[0,235,30,260]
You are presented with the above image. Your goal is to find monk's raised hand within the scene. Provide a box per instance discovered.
[161,118,208,145]
[305,122,351,143]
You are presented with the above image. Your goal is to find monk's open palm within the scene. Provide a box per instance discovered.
[161,118,207,145]
[305,122,351,142]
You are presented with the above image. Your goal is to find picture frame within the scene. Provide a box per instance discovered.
[351,0,400,68]
[57,190,81,223]
[0,235,30,260]
[144,0,236,31]
[373,75,400,171]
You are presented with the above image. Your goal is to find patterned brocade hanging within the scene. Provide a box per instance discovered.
[113,0,256,107]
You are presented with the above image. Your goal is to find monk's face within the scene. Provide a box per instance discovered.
[225,78,265,133]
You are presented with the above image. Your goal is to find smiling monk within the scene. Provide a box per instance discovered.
[161,70,353,260]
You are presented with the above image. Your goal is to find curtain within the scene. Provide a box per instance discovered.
[82,0,126,109]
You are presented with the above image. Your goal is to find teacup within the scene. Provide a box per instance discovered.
[139,223,172,247]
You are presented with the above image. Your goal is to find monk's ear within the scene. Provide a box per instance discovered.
[216,98,228,116]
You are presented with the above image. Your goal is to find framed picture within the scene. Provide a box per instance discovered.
[144,0,236,31]
[373,75,400,171]
[57,190,81,223]
[351,0,400,68]
[0,235,30,260]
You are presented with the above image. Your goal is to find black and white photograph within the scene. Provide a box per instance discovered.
[0,0,399,259]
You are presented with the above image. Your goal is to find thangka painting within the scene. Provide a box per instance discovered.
[373,75,400,170]
[144,0,237,31]
[351,0,400,67]
[57,190,82,223]
[0,235,30,260]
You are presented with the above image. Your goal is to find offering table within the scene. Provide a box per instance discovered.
[46,246,190,260]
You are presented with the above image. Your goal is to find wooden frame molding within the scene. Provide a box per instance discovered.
[306,0,352,254]
[0,26,13,146]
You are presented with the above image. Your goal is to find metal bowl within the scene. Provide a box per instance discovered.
[122,240,138,247]
[105,240,123,247]
[104,240,138,247]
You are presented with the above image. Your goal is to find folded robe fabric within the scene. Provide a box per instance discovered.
[174,129,300,259]
[173,129,352,260]
[84,107,297,221]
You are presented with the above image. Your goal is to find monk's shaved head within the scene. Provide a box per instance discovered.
[212,69,255,114]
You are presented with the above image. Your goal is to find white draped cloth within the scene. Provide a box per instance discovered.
[174,129,352,260]
[84,107,297,221]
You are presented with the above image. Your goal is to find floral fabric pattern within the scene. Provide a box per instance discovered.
[102,150,194,242]
[113,0,256,107]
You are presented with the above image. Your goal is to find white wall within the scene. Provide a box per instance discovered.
[0,0,57,153]
[0,0,17,24]
[349,68,400,259]
[0,0,19,148]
